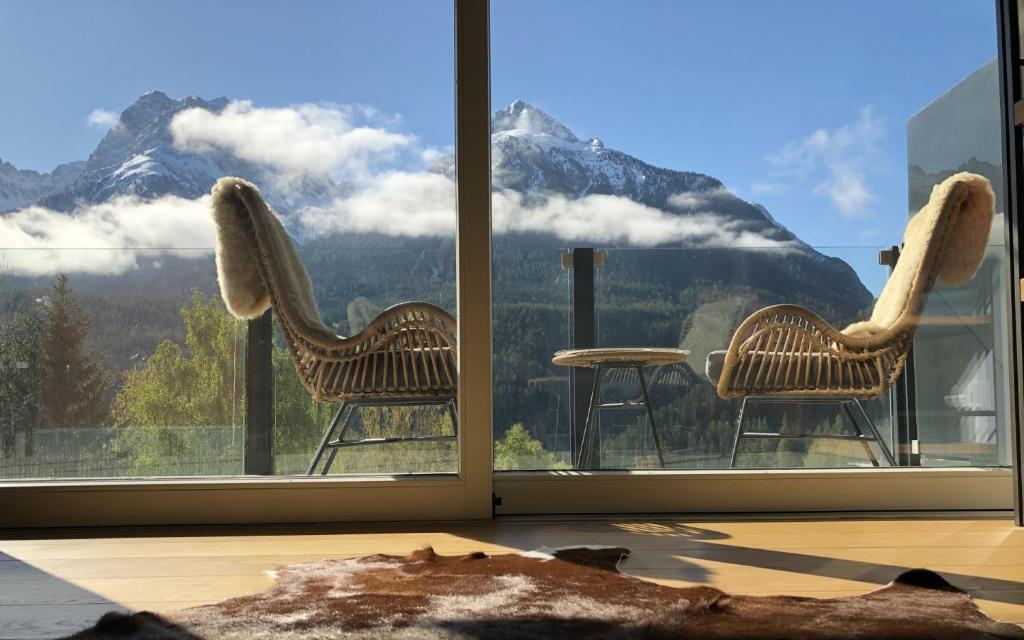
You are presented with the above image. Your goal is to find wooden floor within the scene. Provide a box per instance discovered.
[1,516,1022,639]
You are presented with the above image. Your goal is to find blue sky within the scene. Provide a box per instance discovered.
[0,0,999,293]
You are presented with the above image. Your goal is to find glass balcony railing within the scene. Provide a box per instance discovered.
[491,241,1012,471]
[0,249,246,479]
[0,243,459,480]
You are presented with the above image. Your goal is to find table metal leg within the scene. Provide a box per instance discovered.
[635,365,666,468]
[576,366,604,469]
[730,396,749,468]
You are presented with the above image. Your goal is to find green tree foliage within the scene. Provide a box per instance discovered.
[107,291,245,473]
[38,273,109,428]
[494,423,570,470]
[111,290,244,428]
[0,309,43,455]
[271,341,334,468]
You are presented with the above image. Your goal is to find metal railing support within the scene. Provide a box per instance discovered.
[244,310,273,475]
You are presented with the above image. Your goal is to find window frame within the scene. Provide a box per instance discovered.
[1,0,1021,528]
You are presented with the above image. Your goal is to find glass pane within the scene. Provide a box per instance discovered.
[0,0,456,479]
[491,0,1008,470]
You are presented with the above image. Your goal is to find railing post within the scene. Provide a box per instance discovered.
[569,247,599,469]
[880,245,919,466]
[245,310,273,475]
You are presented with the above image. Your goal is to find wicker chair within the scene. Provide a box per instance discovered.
[209,178,458,475]
[705,173,995,468]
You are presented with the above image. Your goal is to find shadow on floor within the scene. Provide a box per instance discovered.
[624,540,1024,605]
[0,551,126,640]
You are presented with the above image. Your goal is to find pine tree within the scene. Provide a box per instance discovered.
[38,273,109,428]
[0,310,43,454]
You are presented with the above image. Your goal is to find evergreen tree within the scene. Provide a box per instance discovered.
[38,273,108,428]
[0,310,43,455]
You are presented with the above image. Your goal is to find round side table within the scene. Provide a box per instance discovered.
[552,348,688,469]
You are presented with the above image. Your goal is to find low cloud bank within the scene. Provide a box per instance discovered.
[0,195,214,276]
[0,175,796,276]
[299,173,796,249]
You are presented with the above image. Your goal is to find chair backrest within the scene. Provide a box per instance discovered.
[848,173,994,338]
[211,177,339,347]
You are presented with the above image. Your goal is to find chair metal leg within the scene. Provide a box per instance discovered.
[730,397,749,468]
[446,398,459,436]
[307,401,349,475]
[576,367,604,469]
[320,402,358,476]
[841,401,881,467]
[635,365,666,468]
[851,398,897,467]
[308,396,459,475]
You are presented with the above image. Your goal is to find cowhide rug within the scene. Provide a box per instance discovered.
[64,546,1024,640]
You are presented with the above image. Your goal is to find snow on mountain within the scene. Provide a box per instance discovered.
[0,158,85,213]
[34,91,344,214]
[447,99,798,245]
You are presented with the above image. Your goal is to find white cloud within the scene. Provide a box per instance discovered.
[86,108,120,128]
[298,172,795,250]
[0,171,798,278]
[169,101,413,183]
[768,107,884,218]
[298,172,457,237]
[420,146,450,165]
[814,166,873,215]
[495,190,793,249]
[666,186,730,210]
[0,195,214,276]
[3,95,798,276]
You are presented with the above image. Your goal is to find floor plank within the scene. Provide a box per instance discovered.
[1,517,1022,638]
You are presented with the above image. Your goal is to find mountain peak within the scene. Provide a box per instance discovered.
[493,100,578,142]
[135,90,174,107]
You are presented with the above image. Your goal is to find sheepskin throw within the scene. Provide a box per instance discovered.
[209,177,338,344]
[841,172,994,338]
[64,546,1024,640]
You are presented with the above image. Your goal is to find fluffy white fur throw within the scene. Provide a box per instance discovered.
[209,177,338,343]
[841,172,994,338]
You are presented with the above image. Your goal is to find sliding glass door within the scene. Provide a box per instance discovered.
[489,0,1017,513]
[1,0,1020,526]
[0,0,493,526]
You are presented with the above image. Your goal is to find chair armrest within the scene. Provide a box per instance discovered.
[716,305,910,399]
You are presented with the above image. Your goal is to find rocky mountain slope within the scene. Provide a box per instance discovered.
[0,158,84,213]
[12,91,343,214]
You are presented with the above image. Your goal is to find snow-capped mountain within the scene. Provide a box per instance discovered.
[0,158,84,213]
[1,93,869,314]
[33,91,345,214]
[474,100,868,310]
[444,100,799,244]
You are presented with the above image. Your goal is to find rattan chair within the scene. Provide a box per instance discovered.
[209,178,458,475]
[705,173,995,467]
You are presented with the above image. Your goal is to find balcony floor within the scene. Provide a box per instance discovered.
[1,516,1022,638]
